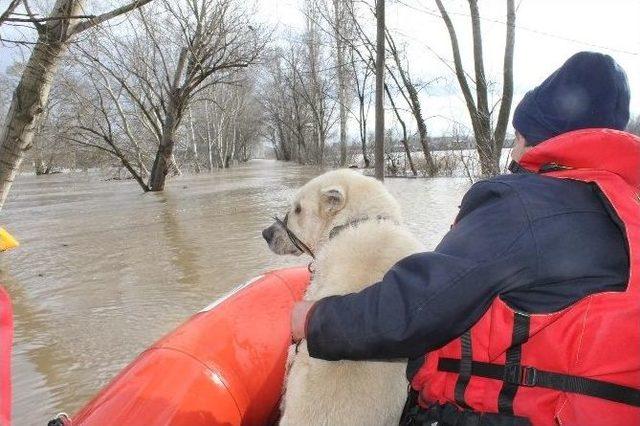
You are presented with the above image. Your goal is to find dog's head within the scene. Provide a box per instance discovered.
[262,169,401,256]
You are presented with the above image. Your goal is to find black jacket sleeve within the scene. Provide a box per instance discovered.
[306,181,538,361]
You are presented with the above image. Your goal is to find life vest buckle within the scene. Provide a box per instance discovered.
[504,365,538,387]
[520,366,537,386]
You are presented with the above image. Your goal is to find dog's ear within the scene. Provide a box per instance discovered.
[320,186,345,215]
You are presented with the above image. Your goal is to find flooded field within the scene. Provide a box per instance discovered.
[0,160,471,425]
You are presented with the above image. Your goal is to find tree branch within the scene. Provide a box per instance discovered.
[434,0,478,122]
[0,0,21,27]
[468,0,489,121]
[70,0,155,36]
[493,0,516,148]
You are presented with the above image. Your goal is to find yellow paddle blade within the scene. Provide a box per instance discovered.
[0,228,19,251]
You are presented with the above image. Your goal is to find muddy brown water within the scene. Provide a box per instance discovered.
[0,160,471,425]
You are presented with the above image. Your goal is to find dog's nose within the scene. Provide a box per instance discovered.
[262,226,274,243]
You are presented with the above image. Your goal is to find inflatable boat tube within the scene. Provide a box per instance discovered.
[70,267,310,426]
[0,286,12,426]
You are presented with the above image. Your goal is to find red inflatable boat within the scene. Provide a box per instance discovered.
[66,267,310,426]
[0,286,12,426]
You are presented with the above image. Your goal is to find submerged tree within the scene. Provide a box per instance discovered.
[67,0,266,191]
[333,0,349,166]
[261,10,338,168]
[373,0,385,181]
[341,0,436,174]
[435,0,516,176]
[0,0,154,209]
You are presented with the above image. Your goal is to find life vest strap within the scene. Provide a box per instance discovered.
[498,313,531,415]
[454,330,473,409]
[438,358,640,407]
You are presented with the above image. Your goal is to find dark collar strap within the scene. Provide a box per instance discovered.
[508,161,531,174]
[328,215,393,240]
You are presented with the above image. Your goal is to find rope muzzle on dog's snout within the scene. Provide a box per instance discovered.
[273,214,316,259]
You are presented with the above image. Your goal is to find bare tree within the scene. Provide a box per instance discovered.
[332,0,349,166]
[70,0,265,191]
[374,0,385,181]
[385,29,436,175]
[146,0,264,190]
[343,0,435,176]
[186,106,201,173]
[349,46,373,168]
[297,2,337,167]
[435,0,516,176]
[264,8,337,168]
[261,46,313,164]
[0,0,154,208]
[385,83,416,176]
[31,66,84,175]
[204,81,258,168]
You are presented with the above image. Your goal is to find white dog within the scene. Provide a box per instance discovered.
[263,169,424,426]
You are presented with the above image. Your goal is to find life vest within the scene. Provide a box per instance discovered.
[411,129,640,426]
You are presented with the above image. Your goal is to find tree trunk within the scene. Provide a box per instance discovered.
[149,97,180,190]
[405,79,434,175]
[385,84,416,176]
[35,159,47,175]
[204,100,214,171]
[386,31,435,175]
[276,121,291,161]
[491,0,516,174]
[32,118,46,175]
[374,0,385,181]
[188,106,201,173]
[357,87,370,168]
[148,49,187,191]
[361,135,370,168]
[168,154,181,176]
[316,126,324,167]
[333,0,348,167]
[207,142,214,170]
[436,0,516,178]
[0,39,64,206]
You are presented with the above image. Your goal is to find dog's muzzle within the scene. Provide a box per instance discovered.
[262,224,276,243]
[262,214,315,258]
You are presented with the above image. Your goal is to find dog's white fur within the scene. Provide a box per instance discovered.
[267,170,423,426]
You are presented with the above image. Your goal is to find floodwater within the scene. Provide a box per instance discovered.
[0,160,471,425]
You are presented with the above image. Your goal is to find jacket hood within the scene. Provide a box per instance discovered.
[519,128,640,188]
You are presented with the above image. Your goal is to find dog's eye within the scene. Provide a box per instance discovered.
[295,204,301,214]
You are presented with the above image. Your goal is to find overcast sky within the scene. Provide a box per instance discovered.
[259,0,640,136]
[1,0,638,137]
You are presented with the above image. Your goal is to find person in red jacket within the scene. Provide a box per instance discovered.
[291,51,639,425]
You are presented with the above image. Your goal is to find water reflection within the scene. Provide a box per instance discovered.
[1,160,470,425]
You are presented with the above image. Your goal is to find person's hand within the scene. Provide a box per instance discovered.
[291,300,315,343]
